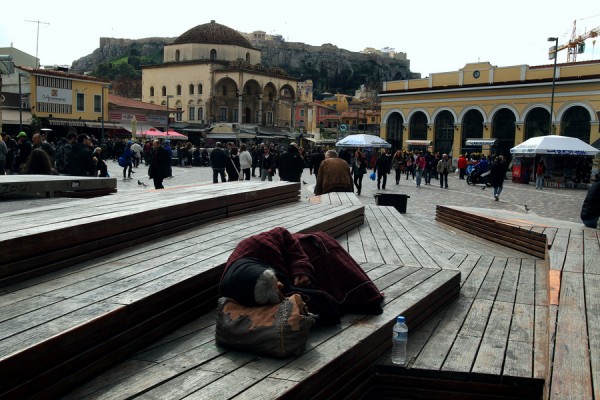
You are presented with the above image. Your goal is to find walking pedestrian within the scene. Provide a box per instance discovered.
[535,160,546,189]
[374,149,391,190]
[210,142,228,183]
[437,153,451,189]
[392,150,403,185]
[148,140,171,189]
[490,157,505,201]
[352,149,367,195]
[239,143,252,180]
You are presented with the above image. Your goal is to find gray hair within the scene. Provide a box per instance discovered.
[254,269,281,305]
[325,150,338,159]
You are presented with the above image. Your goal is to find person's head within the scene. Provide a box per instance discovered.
[32,133,42,145]
[220,258,284,306]
[77,134,90,145]
[66,132,77,143]
[442,153,448,160]
[325,149,338,159]
[22,148,53,174]
[153,139,161,149]
[263,145,270,153]
[93,147,102,155]
[230,147,238,156]
[17,131,28,141]
[240,143,247,152]
[216,142,223,149]
[380,148,387,155]
[289,142,298,149]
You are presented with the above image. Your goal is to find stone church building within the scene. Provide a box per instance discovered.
[141,20,299,132]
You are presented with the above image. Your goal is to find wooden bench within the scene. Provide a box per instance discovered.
[0,196,365,399]
[0,181,300,286]
[0,174,117,198]
[436,205,548,259]
[62,262,461,400]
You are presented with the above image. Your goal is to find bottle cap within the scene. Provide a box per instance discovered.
[397,315,405,323]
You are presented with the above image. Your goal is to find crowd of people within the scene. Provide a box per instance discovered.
[2,131,597,228]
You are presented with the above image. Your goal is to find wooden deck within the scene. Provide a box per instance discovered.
[1,188,597,399]
[0,174,117,198]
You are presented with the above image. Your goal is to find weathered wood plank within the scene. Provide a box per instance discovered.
[550,271,593,400]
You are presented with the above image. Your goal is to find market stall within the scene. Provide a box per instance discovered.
[510,135,599,187]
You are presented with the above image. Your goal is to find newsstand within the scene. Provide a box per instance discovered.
[373,193,410,213]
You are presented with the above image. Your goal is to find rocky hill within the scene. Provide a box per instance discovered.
[70,36,419,95]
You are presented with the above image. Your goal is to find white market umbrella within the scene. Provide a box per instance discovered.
[510,135,599,156]
[336,134,391,148]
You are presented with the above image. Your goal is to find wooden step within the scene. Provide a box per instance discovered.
[0,181,300,286]
[436,205,547,259]
[62,263,461,400]
[0,199,364,399]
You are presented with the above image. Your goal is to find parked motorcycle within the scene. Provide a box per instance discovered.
[466,166,492,187]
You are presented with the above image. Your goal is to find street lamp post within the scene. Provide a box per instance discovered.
[548,37,559,135]
[18,73,24,132]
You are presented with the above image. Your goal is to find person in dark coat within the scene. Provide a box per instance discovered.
[68,134,96,177]
[15,131,32,172]
[220,227,384,325]
[373,148,391,190]
[490,157,506,201]
[226,147,240,181]
[277,142,305,182]
[148,140,171,189]
[581,174,600,229]
[259,144,276,181]
[310,146,325,177]
[210,142,228,183]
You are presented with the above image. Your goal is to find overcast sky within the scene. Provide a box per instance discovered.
[1,0,599,78]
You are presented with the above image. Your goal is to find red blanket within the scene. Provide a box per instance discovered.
[224,227,383,313]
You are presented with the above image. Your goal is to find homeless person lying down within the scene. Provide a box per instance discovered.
[219,227,384,326]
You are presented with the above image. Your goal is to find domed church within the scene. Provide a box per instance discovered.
[141,20,299,135]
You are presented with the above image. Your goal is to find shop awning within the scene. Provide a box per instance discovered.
[85,121,123,129]
[0,109,32,124]
[465,138,497,146]
[406,140,432,146]
[305,138,337,144]
[49,118,86,127]
[205,133,256,140]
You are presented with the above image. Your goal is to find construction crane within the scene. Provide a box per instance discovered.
[552,19,599,62]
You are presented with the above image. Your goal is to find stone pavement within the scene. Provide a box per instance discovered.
[1,159,590,225]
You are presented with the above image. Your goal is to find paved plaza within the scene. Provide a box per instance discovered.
[2,159,590,227]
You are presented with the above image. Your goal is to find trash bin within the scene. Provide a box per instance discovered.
[373,193,410,213]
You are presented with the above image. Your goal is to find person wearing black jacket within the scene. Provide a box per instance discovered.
[373,148,391,190]
[277,143,304,182]
[67,134,96,176]
[210,142,228,183]
[148,140,171,189]
[581,174,600,229]
[310,146,325,177]
[259,145,275,181]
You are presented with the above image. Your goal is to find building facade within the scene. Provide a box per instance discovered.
[141,20,298,133]
[1,65,111,140]
[379,61,600,158]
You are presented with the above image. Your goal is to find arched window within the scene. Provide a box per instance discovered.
[268,93,274,102]
[162,86,167,96]
[246,52,250,62]
[175,50,180,61]
[150,86,155,97]
[176,85,182,96]
[198,107,203,121]
[189,84,194,95]
[210,49,217,60]
[198,84,203,94]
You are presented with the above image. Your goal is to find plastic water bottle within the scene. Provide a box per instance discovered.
[392,315,408,365]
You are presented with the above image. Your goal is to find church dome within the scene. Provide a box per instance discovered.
[174,20,253,48]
